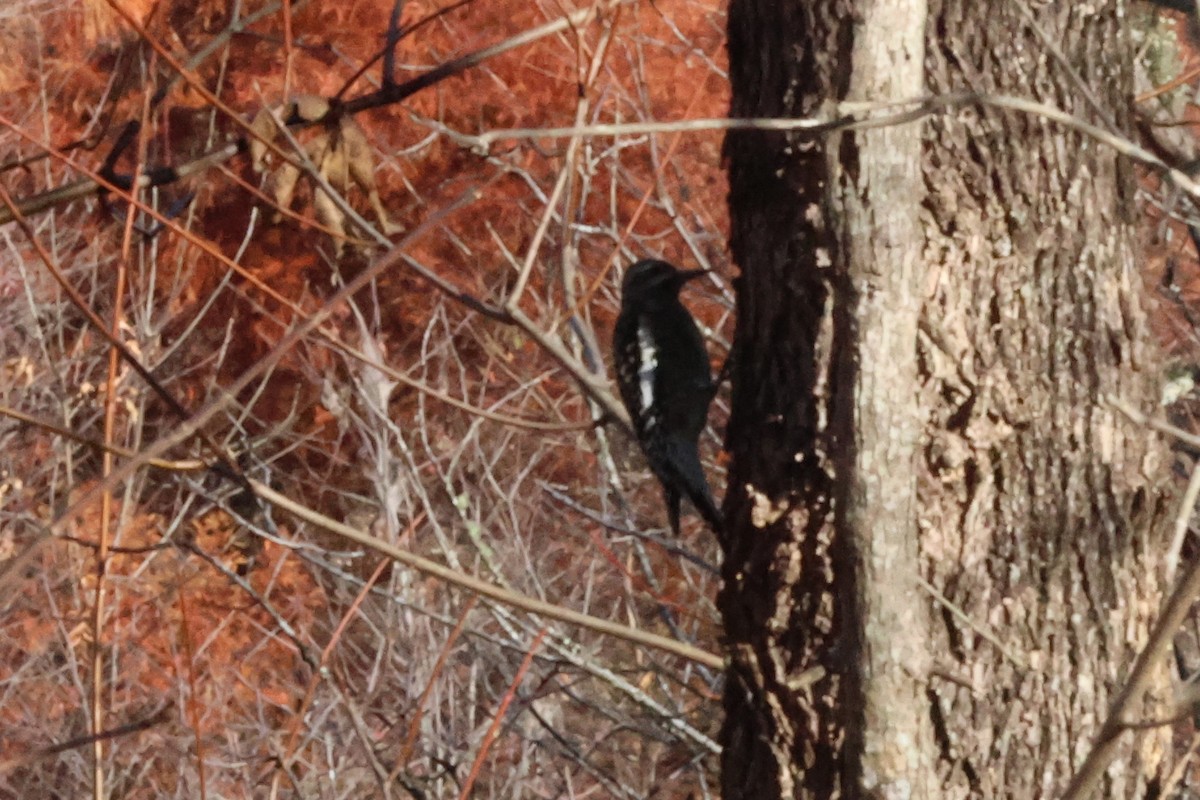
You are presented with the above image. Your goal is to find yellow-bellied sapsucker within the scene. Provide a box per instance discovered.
[612,259,722,535]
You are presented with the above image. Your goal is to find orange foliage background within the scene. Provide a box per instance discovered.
[0,0,731,796]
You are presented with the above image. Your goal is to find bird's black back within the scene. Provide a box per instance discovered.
[621,305,711,438]
[614,261,714,436]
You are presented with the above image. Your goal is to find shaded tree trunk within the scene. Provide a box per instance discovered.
[720,1,1176,797]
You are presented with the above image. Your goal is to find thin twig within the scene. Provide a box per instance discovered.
[0,706,172,775]
[250,479,723,669]
[1168,461,1200,582]
[1062,396,1200,799]
[457,91,1200,201]
[456,628,548,800]
[916,575,1028,670]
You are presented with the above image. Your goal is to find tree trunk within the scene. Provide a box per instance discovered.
[720,2,1176,798]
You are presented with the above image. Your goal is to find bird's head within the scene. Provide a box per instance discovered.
[620,259,706,308]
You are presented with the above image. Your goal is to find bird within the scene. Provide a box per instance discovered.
[612,259,722,535]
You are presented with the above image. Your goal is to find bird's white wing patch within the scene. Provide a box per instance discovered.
[636,323,658,423]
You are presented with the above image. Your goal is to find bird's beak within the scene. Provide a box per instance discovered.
[679,269,708,284]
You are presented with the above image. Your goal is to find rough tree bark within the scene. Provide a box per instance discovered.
[720,1,1176,798]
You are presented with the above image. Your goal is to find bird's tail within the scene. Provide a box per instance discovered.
[661,439,723,536]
